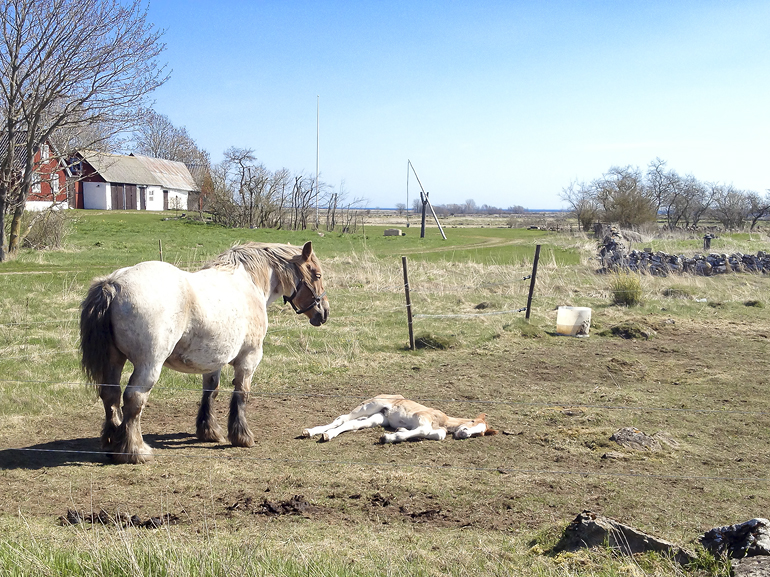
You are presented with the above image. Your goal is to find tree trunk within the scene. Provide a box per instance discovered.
[8,204,24,253]
[0,200,6,262]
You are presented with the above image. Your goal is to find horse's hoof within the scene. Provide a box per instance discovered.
[197,426,226,443]
[110,446,153,465]
[228,433,255,448]
[321,433,330,442]
[301,429,311,438]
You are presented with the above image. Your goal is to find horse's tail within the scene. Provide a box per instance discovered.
[80,277,119,387]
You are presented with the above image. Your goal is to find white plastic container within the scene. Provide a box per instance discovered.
[556,306,592,337]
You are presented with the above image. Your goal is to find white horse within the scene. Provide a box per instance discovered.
[302,394,496,443]
[80,241,329,464]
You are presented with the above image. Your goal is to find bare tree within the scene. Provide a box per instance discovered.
[561,180,600,231]
[132,109,209,166]
[710,184,750,230]
[746,190,770,231]
[0,0,167,260]
[593,166,656,229]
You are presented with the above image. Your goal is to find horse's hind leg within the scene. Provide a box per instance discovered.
[111,364,160,464]
[99,351,126,449]
[196,370,225,443]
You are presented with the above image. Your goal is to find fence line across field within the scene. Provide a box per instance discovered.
[5,446,768,484]
[0,379,766,416]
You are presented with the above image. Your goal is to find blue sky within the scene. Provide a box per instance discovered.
[146,0,769,209]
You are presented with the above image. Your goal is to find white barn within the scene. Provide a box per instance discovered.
[78,151,198,211]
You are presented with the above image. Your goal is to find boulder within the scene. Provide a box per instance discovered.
[556,510,695,564]
[701,518,770,558]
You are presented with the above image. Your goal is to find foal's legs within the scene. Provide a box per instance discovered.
[319,412,387,442]
[99,352,126,449]
[302,400,390,440]
[196,369,225,442]
[110,363,161,464]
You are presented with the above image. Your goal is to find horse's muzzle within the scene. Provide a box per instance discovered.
[309,300,329,326]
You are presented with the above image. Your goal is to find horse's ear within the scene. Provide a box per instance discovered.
[301,241,313,262]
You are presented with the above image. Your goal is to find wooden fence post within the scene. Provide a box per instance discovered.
[402,256,415,350]
[159,239,163,262]
[525,244,541,320]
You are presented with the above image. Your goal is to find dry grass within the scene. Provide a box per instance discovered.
[1,221,767,576]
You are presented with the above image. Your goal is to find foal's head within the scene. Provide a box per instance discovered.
[453,414,497,439]
[286,241,330,326]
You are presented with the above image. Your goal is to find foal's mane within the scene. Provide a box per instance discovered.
[203,242,309,291]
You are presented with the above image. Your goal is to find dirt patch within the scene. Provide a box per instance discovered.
[59,509,180,529]
[2,319,770,541]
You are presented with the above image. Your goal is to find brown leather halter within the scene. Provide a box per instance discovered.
[284,275,326,315]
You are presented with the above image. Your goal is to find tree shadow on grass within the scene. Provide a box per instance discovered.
[0,432,199,469]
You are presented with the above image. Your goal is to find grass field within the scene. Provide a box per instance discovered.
[1,210,769,576]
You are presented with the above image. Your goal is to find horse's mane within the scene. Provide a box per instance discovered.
[203,242,309,291]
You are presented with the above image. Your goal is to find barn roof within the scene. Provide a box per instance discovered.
[78,151,198,192]
[131,154,198,191]
[80,151,159,185]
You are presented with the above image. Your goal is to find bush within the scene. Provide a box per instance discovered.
[413,332,456,350]
[22,209,72,249]
[662,285,695,299]
[610,271,643,306]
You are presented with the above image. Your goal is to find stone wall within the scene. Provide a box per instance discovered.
[598,232,770,276]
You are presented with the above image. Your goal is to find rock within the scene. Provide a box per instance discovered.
[384,228,403,236]
[555,510,695,564]
[610,427,661,452]
[701,518,770,558]
[733,556,770,577]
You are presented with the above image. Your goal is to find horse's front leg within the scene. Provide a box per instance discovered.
[228,351,262,448]
[196,369,225,443]
[111,364,160,464]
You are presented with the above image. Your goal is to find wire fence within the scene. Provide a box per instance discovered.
[2,252,768,486]
[6,445,768,483]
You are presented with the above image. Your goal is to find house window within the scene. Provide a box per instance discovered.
[31,173,41,196]
[41,144,49,160]
[149,191,154,201]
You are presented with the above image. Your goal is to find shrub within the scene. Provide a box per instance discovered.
[662,285,695,299]
[610,271,643,306]
[414,333,456,350]
[21,209,72,249]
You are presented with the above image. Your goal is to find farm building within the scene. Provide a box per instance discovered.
[72,151,199,211]
[0,134,71,211]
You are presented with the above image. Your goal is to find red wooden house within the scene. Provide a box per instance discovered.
[0,133,72,210]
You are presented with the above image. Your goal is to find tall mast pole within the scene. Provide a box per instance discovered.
[315,95,319,228]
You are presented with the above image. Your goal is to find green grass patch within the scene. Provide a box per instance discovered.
[609,271,643,306]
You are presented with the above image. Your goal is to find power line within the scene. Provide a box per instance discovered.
[0,382,766,416]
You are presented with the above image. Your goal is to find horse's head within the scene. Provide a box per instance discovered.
[453,413,497,439]
[285,241,330,326]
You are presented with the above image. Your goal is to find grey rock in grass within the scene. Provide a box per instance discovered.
[701,518,770,558]
[610,427,662,452]
[556,510,695,564]
[732,556,770,577]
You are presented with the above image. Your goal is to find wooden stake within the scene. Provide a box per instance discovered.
[159,239,163,262]
[525,244,541,320]
[402,256,415,350]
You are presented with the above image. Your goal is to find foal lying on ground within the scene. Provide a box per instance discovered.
[302,394,497,443]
